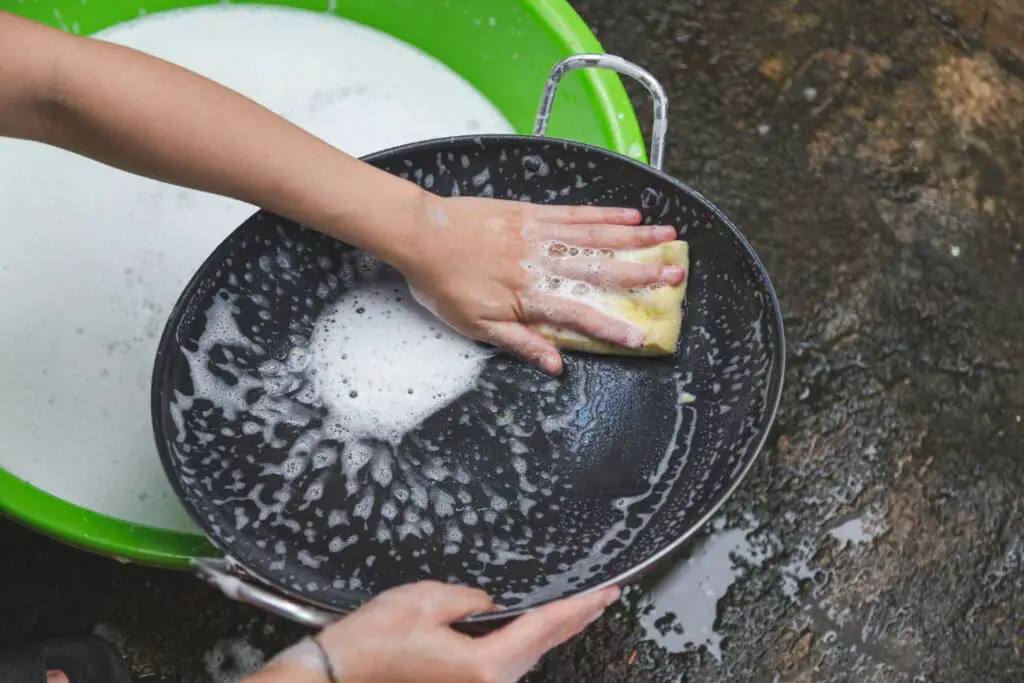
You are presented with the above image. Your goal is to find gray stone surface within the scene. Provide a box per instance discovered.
[2,0,1022,681]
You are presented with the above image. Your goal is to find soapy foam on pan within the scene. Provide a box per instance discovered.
[0,4,512,532]
[172,264,486,482]
[171,258,566,591]
[310,283,490,445]
[170,244,702,606]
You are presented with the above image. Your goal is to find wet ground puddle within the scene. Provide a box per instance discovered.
[630,508,889,660]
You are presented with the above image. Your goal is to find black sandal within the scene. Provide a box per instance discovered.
[0,637,130,683]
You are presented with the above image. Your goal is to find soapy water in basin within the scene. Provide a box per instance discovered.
[0,4,513,531]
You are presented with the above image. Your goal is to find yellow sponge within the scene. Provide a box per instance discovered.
[538,240,689,356]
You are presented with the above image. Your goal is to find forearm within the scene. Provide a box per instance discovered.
[242,665,326,683]
[241,638,334,683]
[0,11,423,262]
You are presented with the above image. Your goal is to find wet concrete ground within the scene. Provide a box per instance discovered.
[2,0,1022,681]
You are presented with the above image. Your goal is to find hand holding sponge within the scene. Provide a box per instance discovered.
[537,240,689,356]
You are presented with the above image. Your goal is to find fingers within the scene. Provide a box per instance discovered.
[547,256,686,289]
[533,205,642,226]
[523,295,646,350]
[539,224,677,249]
[428,584,496,624]
[484,322,563,375]
[480,587,620,680]
[394,581,496,624]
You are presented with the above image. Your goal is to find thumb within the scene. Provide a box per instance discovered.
[479,587,620,681]
[484,321,563,375]
[385,581,495,624]
[422,583,496,624]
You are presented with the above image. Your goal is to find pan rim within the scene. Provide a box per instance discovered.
[150,133,787,623]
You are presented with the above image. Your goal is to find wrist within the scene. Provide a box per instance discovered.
[313,163,429,268]
[248,637,335,683]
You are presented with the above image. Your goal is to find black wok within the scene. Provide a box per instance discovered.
[151,54,785,628]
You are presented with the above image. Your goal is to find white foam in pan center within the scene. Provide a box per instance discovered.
[0,4,513,532]
[310,283,489,445]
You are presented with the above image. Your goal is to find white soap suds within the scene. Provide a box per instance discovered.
[170,258,514,557]
[0,4,512,532]
[310,283,490,445]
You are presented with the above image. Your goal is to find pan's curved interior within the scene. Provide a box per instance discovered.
[152,137,784,613]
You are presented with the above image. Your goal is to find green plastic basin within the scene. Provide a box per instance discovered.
[0,0,645,569]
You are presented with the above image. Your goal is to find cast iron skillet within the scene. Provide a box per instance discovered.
[151,55,785,628]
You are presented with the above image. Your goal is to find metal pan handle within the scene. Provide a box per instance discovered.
[192,557,340,628]
[533,54,668,170]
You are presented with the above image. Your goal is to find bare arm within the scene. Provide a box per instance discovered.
[0,11,422,264]
[241,665,323,683]
[0,11,681,371]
